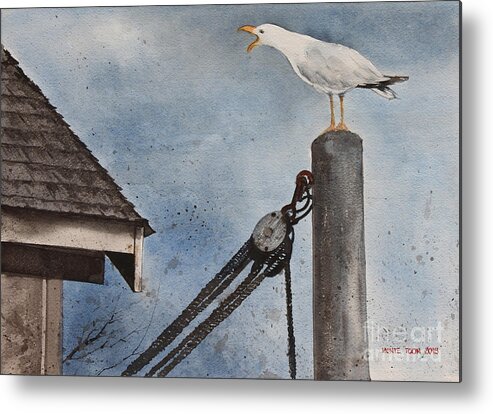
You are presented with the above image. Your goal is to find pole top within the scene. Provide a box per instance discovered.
[312,130,363,156]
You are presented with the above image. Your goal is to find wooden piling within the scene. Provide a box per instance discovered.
[311,130,370,381]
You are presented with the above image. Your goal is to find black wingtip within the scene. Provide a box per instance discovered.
[384,75,409,84]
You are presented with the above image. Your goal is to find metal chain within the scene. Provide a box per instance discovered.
[281,170,314,225]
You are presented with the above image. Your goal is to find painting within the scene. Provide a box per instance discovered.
[0,1,460,381]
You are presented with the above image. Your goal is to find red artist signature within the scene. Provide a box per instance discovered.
[381,347,440,355]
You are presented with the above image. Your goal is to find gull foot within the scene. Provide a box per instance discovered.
[335,122,349,131]
[323,124,337,133]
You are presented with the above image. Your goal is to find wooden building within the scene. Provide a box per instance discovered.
[0,48,154,375]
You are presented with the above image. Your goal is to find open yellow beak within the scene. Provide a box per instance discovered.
[238,25,259,53]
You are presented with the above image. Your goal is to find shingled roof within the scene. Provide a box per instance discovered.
[1,48,154,236]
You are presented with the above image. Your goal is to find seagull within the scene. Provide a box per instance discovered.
[238,24,408,132]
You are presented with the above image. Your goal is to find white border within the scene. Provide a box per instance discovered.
[1,0,490,413]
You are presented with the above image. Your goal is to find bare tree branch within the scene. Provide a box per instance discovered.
[63,282,163,376]
[63,293,123,364]
[96,282,162,376]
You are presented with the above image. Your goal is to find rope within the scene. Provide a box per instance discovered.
[122,169,312,378]
[122,239,254,376]
[148,239,292,377]
[150,265,266,377]
[284,261,297,379]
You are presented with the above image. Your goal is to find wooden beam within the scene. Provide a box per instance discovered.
[43,277,63,374]
[106,225,145,292]
[133,225,144,292]
[1,242,105,284]
[1,208,137,254]
[1,209,148,292]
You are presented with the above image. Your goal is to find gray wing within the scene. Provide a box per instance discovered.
[297,42,388,93]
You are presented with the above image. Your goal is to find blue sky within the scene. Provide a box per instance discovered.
[1,1,459,380]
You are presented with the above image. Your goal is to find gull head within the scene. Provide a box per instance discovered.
[238,24,288,52]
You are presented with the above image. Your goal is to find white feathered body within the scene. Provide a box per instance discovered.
[259,26,406,99]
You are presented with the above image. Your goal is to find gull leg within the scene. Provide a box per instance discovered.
[336,94,349,131]
[323,95,337,133]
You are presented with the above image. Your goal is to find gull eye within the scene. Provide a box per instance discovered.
[259,29,264,34]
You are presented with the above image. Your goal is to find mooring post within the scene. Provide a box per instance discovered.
[312,130,370,381]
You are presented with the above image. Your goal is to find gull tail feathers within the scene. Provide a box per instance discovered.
[358,75,408,100]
